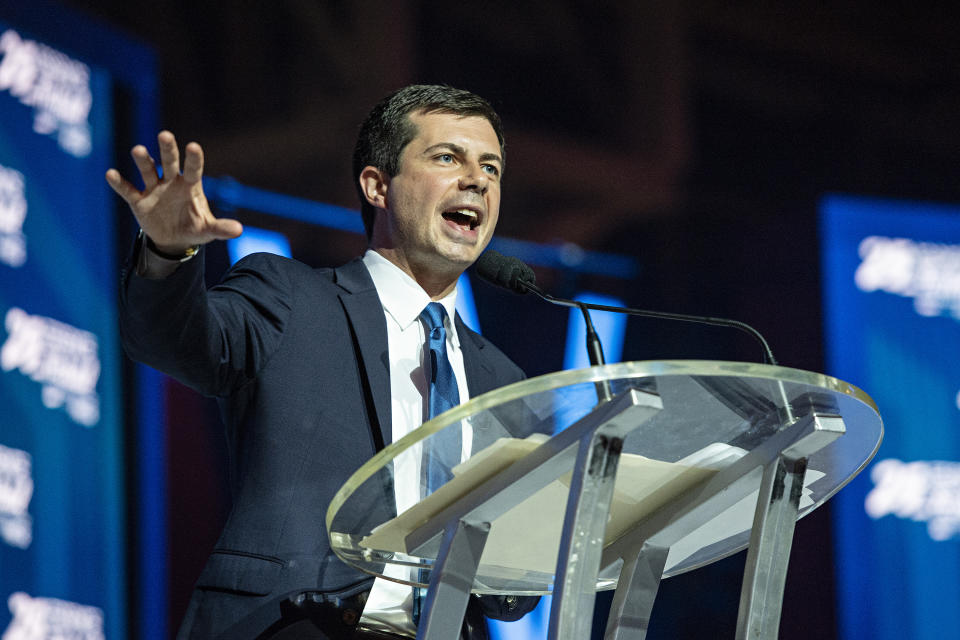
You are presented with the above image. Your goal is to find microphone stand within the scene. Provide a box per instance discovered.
[575,301,613,403]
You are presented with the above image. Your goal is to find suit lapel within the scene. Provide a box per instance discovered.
[456,314,498,398]
[334,259,392,451]
[332,262,502,448]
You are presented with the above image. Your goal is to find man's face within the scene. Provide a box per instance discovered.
[373,111,502,282]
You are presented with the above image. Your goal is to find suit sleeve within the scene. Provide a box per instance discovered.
[119,246,295,398]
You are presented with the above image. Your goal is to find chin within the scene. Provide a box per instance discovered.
[436,241,482,264]
[430,250,478,274]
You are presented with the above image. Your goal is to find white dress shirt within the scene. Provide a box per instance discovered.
[358,249,471,637]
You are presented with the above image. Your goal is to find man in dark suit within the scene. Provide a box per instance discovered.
[107,85,538,638]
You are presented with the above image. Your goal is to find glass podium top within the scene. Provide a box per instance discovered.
[326,360,882,595]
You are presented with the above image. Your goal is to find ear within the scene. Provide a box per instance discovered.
[359,166,389,210]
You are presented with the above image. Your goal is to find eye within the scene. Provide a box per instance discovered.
[436,153,455,163]
[482,164,500,177]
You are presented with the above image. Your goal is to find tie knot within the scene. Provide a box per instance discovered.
[420,302,447,333]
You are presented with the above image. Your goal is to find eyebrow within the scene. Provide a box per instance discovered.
[423,143,503,168]
[478,152,503,167]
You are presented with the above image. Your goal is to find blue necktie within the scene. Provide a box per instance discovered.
[414,302,462,625]
[420,301,462,490]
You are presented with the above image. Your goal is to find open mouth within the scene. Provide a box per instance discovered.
[442,208,480,231]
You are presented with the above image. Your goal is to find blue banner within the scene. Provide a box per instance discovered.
[0,21,125,639]
[822,195,960,640]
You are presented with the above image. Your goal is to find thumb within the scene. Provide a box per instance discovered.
[208,218,244,240]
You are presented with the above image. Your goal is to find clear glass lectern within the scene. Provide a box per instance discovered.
[326,360,882,639]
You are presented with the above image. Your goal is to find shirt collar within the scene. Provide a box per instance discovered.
[362,250,461,347]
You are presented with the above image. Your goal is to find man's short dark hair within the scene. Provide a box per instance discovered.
[353,84,505,240]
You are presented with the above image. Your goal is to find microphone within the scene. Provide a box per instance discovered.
[474,249,778,367]
[476,250,613,401]
[474,250,536,294]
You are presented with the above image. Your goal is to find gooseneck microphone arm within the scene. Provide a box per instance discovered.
[475,249,778,367]
[521,280,778,366]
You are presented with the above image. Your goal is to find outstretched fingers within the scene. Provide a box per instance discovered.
[131,145,159,189]
[182,142,204,184]
[157,130,181,180]
[107,131,231,247]
[104,168,142,205]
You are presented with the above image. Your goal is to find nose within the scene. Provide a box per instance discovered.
[458,162,489,195]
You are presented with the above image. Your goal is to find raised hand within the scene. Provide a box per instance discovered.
[105,131,242,254]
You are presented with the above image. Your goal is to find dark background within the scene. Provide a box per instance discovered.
[60,1,960,636]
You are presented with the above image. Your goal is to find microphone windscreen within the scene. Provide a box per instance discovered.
[475,250,535,294]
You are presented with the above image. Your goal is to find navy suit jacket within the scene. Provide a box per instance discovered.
[120,248,528,638]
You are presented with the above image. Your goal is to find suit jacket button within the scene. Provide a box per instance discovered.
[342,608,359,626]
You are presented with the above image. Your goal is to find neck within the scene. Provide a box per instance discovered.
[371,247,461,300]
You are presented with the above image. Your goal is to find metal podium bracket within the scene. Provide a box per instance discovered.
[418,518,491,640]
[549,391,664,640]
[604,542,669,640]
[735,414,845,640]
[599,412,844,640]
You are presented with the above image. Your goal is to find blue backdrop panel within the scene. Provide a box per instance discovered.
[821,195,960,640]
[0,20,125,639]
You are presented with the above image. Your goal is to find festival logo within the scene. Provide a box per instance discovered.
[2,593,104,640]
[855,235,960,320]
[0,29,93,158]
[865,458,960,542]
[0,443,32,549]
[1,307,100,427]
[0,164,27,268]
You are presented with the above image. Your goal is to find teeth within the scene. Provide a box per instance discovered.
[444,208,480,230]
